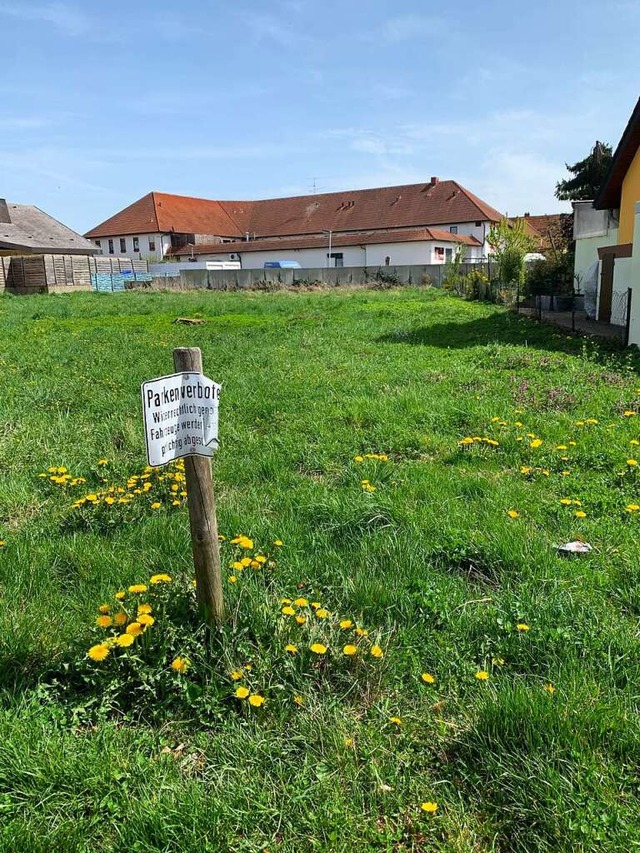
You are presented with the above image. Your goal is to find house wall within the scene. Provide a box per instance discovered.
[92,232,166,261]
[172,238,482,269]
[572,201,620,289]
[438,221,489,253]
[628,202,640,346]
[619,147,640,244]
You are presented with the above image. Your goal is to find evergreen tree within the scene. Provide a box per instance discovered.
[555,141,613,201]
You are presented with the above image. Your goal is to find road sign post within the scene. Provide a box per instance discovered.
[141,347,223,627]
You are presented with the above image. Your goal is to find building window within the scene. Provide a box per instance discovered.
[449,226,458,234]
[148,237,156,252]
[120,238,126,253]
[133,237,140,252]
[475,221,482,227]
[94,239,101,247]
[445,248,453,262]
[108,239,114,255]
[329,252,344,267]
[434,247,445,261]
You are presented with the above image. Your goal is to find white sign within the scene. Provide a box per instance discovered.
[141,371,220,467]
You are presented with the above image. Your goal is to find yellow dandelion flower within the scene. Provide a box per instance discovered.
[115,633,134,647]
[310,643,327,655]
[343,645,357,656]
[507,510,519,519]
[137,604,152,615]
[240,557,252,568]
[96,615,112,628]
[544,683,556,694]
[421,802,438,814]
[315,608,330,618]
[520,465,531,474]
[150,502,161,510]
[235,686,250,699]
[631,439,640,446]
[560,498,572,505]
[294,694,303,706]
[137,613,154,626]
[344,737,354,747]
[281,605,296,616]
[248,694,265,707]
[88,643,110,662]
[285,644,298,654]
[310,601,321,609]
[370,645,384,659]
[627,459,638,467]
[250,560,260,569]
[339,619,353,629]
[421,672,436,684]
[274,539,283,546]
[98,604,111,615]
[516,623,530,632]
[625,503,640,512]
[230,670,244,681]
[150,574,172,584]
[389,716,402,726]
[128,584,148,594]
[355,627,369,637]
[113,612,127,626]
[255,555,268,564]
[492,657,505,666]
[171,657,190,673]
[97,459,108,466]
[354,455,364,462]
[228,575,238,583]
[281,597,292,604]
[623,411,637,417]
[104,496,115,506]
[126,622,144,636]
[475,670,489,680]
[575,510,587,518]
[293,597,308,607]
[530,439,543,448]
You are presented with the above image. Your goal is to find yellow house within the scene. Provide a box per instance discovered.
[594,97,640,343]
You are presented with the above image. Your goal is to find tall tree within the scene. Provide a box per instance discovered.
[555,141,613,201]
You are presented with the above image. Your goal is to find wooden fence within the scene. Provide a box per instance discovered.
[0,255,150,294]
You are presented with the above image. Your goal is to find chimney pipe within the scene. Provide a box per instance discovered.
[0,199,10,224]
[430,176,439,185]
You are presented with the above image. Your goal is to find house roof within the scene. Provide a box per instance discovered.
[168,228,482,257]
[0,200,98,255]
[85,180,504,240]
[594,97,640,209]
[520,213,573,251]
[85,191,244,239]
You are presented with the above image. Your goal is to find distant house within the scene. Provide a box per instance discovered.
[0,199,98,256]
[84,178,504,269]
[591,96,640,341]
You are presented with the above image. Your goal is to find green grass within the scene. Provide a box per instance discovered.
[1,286,640,851]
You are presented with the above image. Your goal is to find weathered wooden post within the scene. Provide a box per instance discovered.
[173,347,223,626]
[141,347,223,628]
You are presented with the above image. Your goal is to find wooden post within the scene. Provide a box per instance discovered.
[173,346,224,627]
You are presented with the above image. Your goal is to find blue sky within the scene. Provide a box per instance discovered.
[1,0,638,233]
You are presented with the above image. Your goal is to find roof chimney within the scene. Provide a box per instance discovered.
[0,199,10,224]
[524,211,530,217]
[430,176,439,185]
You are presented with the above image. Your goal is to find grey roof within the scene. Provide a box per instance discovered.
[0,200,99,255]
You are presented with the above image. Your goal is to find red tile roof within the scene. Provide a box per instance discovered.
[85,180,503,240]
[85,192,244,239]
[168,228,482,257]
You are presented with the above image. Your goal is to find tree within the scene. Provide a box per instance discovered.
[487,217,536,287]
[555,141,613,201]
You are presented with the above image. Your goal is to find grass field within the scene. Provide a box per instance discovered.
[2,286,640,852]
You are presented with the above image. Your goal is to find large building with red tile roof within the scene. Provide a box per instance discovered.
[85,178,504,269]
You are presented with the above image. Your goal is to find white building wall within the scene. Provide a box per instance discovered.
[177,239,482,269]
[93,232,166,261]
[438,221,489,254]
[572,202,619,289]
[628,203,640,346]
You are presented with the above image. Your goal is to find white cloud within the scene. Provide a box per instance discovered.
[0,2,90,36]
[378,14,448,42]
